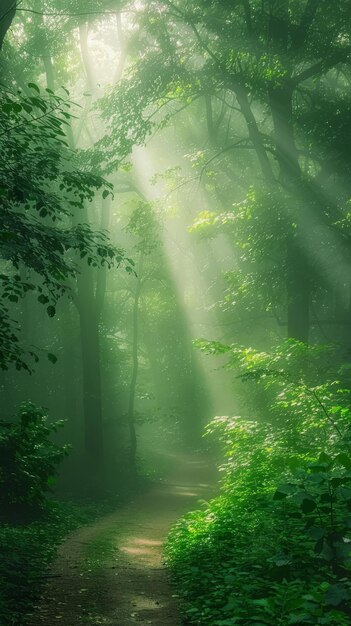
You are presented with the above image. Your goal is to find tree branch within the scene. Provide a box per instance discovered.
[15,8,129,18]
[291,48,351,86]
[291,0,320,52]
[199,139,253,181]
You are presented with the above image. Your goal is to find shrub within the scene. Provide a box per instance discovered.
[165,342,351,625]
[0,403,69,518]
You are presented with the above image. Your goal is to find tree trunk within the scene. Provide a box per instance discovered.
[43,53,55,91]
[0,0,16,49]
[286,235,310,343]
[230,5,312,344]
[36,0,55,92]
[60,300,81,452]
[70,30,106,491]
[269,84,311,343]
[77,263,104,493]
[96,196,112,318]
[127,267,142,476]
[79,23,95,90]
[234,83,275,182]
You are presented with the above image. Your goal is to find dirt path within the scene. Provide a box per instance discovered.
[31,453,217,626]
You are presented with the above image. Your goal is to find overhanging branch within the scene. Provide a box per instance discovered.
[291,48,351,86]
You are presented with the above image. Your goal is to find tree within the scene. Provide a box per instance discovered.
[99,0,351,343]
[1,5,136,489]
[0,81,134,491]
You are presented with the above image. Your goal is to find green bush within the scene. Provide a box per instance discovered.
[0,403,69,517]
[165,342,351,625]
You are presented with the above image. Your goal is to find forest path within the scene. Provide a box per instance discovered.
[31,452,218,626]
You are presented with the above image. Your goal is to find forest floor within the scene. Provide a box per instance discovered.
[29,451,218,626]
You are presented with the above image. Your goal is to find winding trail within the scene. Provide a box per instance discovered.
[31,452,217,626]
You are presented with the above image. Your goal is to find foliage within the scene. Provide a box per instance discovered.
[127,200,162,255]
[166,342,351,625]
[98,0,351,346]
[0,403,69,516]
[190,186,291,314]
[2,2,351,623]
[0,83,133,372]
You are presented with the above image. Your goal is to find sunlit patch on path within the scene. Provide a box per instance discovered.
[29,453,217,626]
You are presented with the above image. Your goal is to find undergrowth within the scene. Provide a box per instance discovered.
[0,403,126,626]
[165,341,351,625]
[0,498,121,626]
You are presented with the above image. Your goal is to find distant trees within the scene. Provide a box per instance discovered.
[5,0,351,490]
[0,56,132,489]
[1,0,209,490]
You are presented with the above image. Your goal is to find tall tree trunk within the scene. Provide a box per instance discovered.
[43,53,55,91]
[228,4,312,343]
[96,196,112,318]
[79,23,95,90]
[0,0,16,49]
[114,11,127,82]
[60,299,81,453]
[127,267,142,475]
[234,83,275,182]
[77,263,104,492]
[36,0,55,92]
[286,235,310,343]
[269,84,311,342]
[69,29,106,491]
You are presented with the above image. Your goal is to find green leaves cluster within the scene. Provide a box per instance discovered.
[0,403,69,515]
[166,342,351,625]
[0,83,133,371]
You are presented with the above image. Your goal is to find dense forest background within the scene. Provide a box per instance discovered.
[1,1,351,625]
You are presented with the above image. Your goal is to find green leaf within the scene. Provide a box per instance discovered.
[273,483,296,499]
[308,526,326,540]
[339,486,351,501]
[314,537,324,554]
[22,103,33,113]
[47,305,56,318]
[301,498,317,514]
[252,598,270,606]
[318,452,333,466]
[38,294,49,305]
[325,583,350,607]
[28,82,40,93]
[307,473,325,483]
[336,453,351,470]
